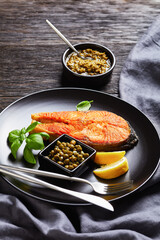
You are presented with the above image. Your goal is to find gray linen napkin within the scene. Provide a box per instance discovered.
[0,16,160,240]
[119,15,160,187]
[119,16,160,137]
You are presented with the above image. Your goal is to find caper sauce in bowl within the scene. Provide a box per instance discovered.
[66,48,111,76]
[62,42,116,87]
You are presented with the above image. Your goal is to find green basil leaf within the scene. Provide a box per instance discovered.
[25,121,39,133]
[76,100,93,111]
[26,133,44,150]
[23,145,36,164]
[20,127,26,134]
[11,139,22,159]
[20,133,26,142]
[38,132,50,140]
[8,130,21,143]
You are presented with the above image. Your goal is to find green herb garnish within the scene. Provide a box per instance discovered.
[8,121,50,164]
[76,100,93,111]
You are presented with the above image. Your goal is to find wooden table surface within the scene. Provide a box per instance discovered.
[0,0,160,113]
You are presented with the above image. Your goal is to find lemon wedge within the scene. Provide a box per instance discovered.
[93,157,129,179]
[94,151,126,165]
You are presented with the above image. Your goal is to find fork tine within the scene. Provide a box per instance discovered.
[105,180,133,194]
[105,187,131,194]
[106,180,133,189]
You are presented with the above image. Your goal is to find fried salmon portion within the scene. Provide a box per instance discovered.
[31,111,138,151]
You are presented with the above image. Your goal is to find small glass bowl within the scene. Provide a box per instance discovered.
[38,134,96,177]
[62,42,116,87]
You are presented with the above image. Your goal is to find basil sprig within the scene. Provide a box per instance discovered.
[8,121,50,164]
[76,100,93,111]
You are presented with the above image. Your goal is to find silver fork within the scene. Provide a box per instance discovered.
[0,164,133,195]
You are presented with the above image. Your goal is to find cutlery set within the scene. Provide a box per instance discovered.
[0,164,133,211]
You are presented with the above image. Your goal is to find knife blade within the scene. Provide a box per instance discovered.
[0,167,114,211]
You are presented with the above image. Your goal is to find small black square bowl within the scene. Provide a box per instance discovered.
[38,134,96,177]
[62,42,116,88]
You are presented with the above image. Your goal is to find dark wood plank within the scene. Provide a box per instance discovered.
[0,0,160,112]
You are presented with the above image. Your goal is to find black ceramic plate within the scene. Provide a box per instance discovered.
[0,88,159,205]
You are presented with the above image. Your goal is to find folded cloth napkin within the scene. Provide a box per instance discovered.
[0,16,160,240]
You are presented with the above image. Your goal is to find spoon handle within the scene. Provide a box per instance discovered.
[46,19,80,56]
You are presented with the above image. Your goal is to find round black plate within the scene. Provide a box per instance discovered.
[0,88,159,205]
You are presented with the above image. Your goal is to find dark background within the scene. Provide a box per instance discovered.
[0,0,160,112]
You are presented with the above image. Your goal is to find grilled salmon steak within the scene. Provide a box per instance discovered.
[31,111,138,151]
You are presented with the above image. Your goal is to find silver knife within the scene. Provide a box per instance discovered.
[0,167,114,211]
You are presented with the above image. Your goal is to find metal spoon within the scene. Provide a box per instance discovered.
[46,19,86,60]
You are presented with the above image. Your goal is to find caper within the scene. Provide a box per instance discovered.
[59,144,64,149]
[70,155,77,162]
[69,144,74,150]
[69,161,73,165]
[77,154,83,160]
[54,147,59,153]
[62,148,67,154]
[73,163,78,168]
[50,150,55,155]
[83,153,89,158]
[57,161,64,165]
[68,165,74,170]
[59,151,64,156]
[80,157,85,162]
[76,145,82,152]
[62,142,67,147]
[63,153,69,159]
[68,151,73,156]
[59,156,63,161]
[65,147,70,152]
[81,150,85,155]
[70,140,76,145]
[67,144,71,149]
[54,154,60,160]
[73,150,78,156]
[64,159,70,165]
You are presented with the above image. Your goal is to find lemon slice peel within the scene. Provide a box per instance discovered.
[94,151,126,165]
[93,156,129,179]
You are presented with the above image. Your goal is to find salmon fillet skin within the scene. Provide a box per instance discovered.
[31,111,138,151]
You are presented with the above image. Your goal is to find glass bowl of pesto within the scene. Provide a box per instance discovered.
[62,42,116,87]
